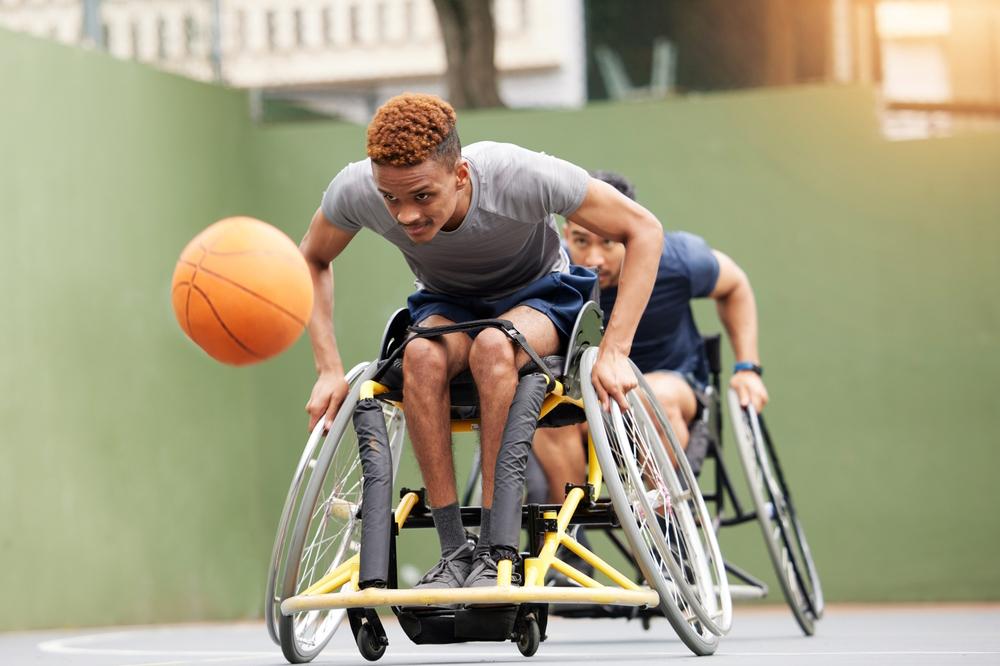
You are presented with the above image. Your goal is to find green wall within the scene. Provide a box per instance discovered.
[2,28,999,631]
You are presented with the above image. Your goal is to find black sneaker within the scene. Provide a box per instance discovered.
[413,540,475,591]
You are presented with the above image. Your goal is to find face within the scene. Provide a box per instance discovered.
[565,222,625,289]
[372,158,470,244]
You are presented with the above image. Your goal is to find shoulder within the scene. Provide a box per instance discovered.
[329,158,375,194]
[664,231,713,263]
[465,141,589,217]
[664,231,719,296]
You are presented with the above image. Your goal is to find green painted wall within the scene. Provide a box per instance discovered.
[2,27,999,631]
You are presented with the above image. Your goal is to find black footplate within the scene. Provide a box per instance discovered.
[396,604,547,645]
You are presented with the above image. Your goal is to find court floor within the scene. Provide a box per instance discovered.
[4,604,998,665]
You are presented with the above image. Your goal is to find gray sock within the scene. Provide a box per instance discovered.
[431,502,468,556]
[474,507,492,559]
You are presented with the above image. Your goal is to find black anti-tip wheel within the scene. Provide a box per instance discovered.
[516,615,540,657]
[356,623,386,662]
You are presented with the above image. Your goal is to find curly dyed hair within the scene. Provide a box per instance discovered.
[366,93,461,167]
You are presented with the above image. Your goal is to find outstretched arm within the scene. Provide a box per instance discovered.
[709,250,768,411]
[570,178,664,411]
[300,207,357,431]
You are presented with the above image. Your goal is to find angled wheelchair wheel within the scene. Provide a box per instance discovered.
[274,362,406,663]
[581,349,731,656]
[265,362,371,644]
[727,389,824,635]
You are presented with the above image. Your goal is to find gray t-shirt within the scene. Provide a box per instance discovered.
[320,141,590,297]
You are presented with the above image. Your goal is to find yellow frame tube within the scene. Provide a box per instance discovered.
[282,585,659,615]
[300,492,421,597]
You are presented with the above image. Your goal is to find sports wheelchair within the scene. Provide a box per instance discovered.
[264,302,733,662]
[692,334,825,635]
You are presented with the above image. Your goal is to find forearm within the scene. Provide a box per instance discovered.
[306,260,345,376]
[601,218,663,355]
[716,281,759,363]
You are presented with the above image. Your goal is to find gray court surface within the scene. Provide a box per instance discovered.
[4,605,999,665]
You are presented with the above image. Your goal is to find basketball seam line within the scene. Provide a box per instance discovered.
[190,283,263,359]
[192,265,308,327]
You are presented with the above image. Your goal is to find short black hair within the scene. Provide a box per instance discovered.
[590,170,636,201]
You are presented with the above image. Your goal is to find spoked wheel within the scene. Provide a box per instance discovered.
[274,362,406,663]
[265,362,371,644]
[581,348,731,656]
[727,389,824,635]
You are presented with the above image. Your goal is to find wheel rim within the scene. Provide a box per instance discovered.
[728,389,823,631]
[580,348,722,654]
[265,362,369,644]
[278,365,405,659]
[629,368,732,634]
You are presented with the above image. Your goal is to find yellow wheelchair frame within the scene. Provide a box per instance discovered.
[269,304,730,662]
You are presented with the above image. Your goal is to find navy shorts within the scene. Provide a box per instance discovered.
[407,265,598,344]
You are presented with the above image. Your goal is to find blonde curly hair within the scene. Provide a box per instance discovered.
[366,93,461,167]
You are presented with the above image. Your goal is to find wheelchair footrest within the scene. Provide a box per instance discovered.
[397,606,519,644]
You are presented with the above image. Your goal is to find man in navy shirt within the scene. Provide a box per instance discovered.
[533,171,769,505]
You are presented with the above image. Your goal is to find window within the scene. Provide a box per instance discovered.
[235,9,246,51]
[293,8,304,47]
[322,6,334,45]
[349,3,360,44]
[266,10,277,51]
[156,17,167,59]
[183,14,197,56]
[130,21,140,58]
[376,2,386,42]
[403,0,415,41]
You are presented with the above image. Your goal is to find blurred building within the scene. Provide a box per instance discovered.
[0,0,586,121]
[835,0,1000,138]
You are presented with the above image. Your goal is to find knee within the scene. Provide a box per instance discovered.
[469,328,515,380]
[403,338,447,387]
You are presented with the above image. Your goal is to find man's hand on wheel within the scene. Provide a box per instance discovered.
[731,371,768,413]
[306,371,349,433]
[592,346,637,412]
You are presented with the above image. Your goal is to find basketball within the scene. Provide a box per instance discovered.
[171,216,314,366]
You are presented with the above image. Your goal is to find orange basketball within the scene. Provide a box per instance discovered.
[171,216,314,366]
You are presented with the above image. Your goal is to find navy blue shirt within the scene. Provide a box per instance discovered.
[599,231,719,387]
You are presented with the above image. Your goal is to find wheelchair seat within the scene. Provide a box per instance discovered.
[377,354,566,413]
[371,305,602,426]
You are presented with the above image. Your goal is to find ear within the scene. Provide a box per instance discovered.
[454,159,470,189]
[563,219,573,239]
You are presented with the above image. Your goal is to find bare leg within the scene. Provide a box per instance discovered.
[403,315,472,508]
[532,425,587,503]
[643,371,698,449]
[469,306,560,508]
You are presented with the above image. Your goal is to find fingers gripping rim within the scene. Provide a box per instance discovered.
[265,362,369,645]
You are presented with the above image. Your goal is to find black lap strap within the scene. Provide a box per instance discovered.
[373,318,558,392]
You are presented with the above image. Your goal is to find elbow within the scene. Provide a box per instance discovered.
[637,211,663,251]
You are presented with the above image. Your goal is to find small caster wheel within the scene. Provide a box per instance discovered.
[516,615,540,657]
[356,623,386,662]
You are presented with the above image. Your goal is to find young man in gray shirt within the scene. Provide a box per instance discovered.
[299,93,664,590]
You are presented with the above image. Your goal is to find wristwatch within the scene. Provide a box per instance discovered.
[733,361,763,376]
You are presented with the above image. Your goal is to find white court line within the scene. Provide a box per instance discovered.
[37,631,273,658]
[36,628,1000,665]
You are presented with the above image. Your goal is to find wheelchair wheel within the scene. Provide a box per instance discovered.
[275,362,406,663]
[581,348,731,656]
[265,362,370,644]
[727,389,824,635]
